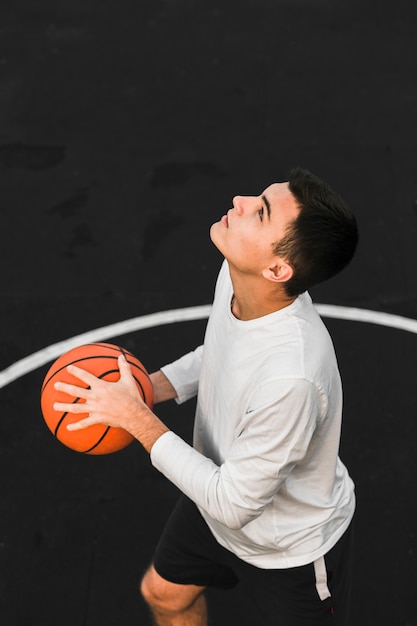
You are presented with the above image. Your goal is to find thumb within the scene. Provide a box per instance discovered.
[118,353,134,379]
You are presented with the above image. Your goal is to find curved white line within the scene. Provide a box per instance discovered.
[0,303,416,390]
[315,304,417,334]
[0,305,212,390]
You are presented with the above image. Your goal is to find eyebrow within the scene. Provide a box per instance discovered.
[261,194,271,221]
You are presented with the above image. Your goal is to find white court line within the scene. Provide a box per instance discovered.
[0,306,212,390]
[0,303,416,390]
[315,304,417,333]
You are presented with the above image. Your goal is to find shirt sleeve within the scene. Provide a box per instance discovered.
[160,345,203,404]
[151,378,323,529]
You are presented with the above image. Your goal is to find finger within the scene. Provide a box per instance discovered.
[54,381,90,398]
[66,364,99,386]
[53,400,88,414]
[118,353,133,378]
[66,417,96,431]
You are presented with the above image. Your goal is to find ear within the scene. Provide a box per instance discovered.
[262,259,294,284]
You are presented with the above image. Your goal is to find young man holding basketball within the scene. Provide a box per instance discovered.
[55,168,358,626]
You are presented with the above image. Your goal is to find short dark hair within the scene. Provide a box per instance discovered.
[274,167,359,297]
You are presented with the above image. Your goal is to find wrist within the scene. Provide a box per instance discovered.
[129,405,170,454]
[150,370,177,404]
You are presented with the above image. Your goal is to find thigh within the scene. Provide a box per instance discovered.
[225,524,354,626]
[152,495,239,590]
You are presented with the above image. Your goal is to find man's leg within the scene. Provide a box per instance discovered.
[141,564,207,626]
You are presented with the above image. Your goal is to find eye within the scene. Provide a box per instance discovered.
[258,206,264,221]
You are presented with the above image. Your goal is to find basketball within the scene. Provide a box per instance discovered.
[40,342,154,455]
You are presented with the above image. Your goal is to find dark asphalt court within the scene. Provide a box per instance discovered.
[1,1,416,624]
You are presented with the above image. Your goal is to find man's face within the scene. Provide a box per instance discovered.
[210,182,299,275]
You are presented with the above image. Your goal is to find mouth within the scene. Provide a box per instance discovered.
[220,214,229,228]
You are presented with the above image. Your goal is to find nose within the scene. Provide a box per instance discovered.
[232,195,244,215]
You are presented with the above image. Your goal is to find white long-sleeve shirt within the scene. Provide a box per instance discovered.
[150,261,355,568]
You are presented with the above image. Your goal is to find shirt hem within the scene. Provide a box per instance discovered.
[200,505,355,570]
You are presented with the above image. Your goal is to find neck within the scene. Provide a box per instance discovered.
[229,266,297,321]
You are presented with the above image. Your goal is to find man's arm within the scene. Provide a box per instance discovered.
[150,370,178,404]
[53,345,203,455]
[150,378,321,529]
[53,358,320,529]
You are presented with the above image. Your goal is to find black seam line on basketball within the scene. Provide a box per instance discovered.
[120,346,149,398]
[132,375,147,403]
[117,346,150,402]
[41,354,120,390]
[90,343,122,350]
[53,393,109,451]
[42,354,139,391]
[54,395,85,437]
[81,426,111,454]
[90,343,135,358]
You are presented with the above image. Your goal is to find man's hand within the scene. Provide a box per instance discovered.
[53,354,169,453]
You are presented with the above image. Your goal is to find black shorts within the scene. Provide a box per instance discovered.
[153,496,354,626]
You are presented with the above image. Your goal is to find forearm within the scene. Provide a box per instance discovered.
[128,403,170,454]
[149,370,178,404]
[159,345,203,403]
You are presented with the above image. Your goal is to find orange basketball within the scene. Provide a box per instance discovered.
[40,342,153,455]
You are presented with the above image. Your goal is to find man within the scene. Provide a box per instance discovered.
[54,167,359,625]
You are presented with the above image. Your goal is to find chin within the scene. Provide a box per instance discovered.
[209,224,225,254]
[209,221,220,243]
